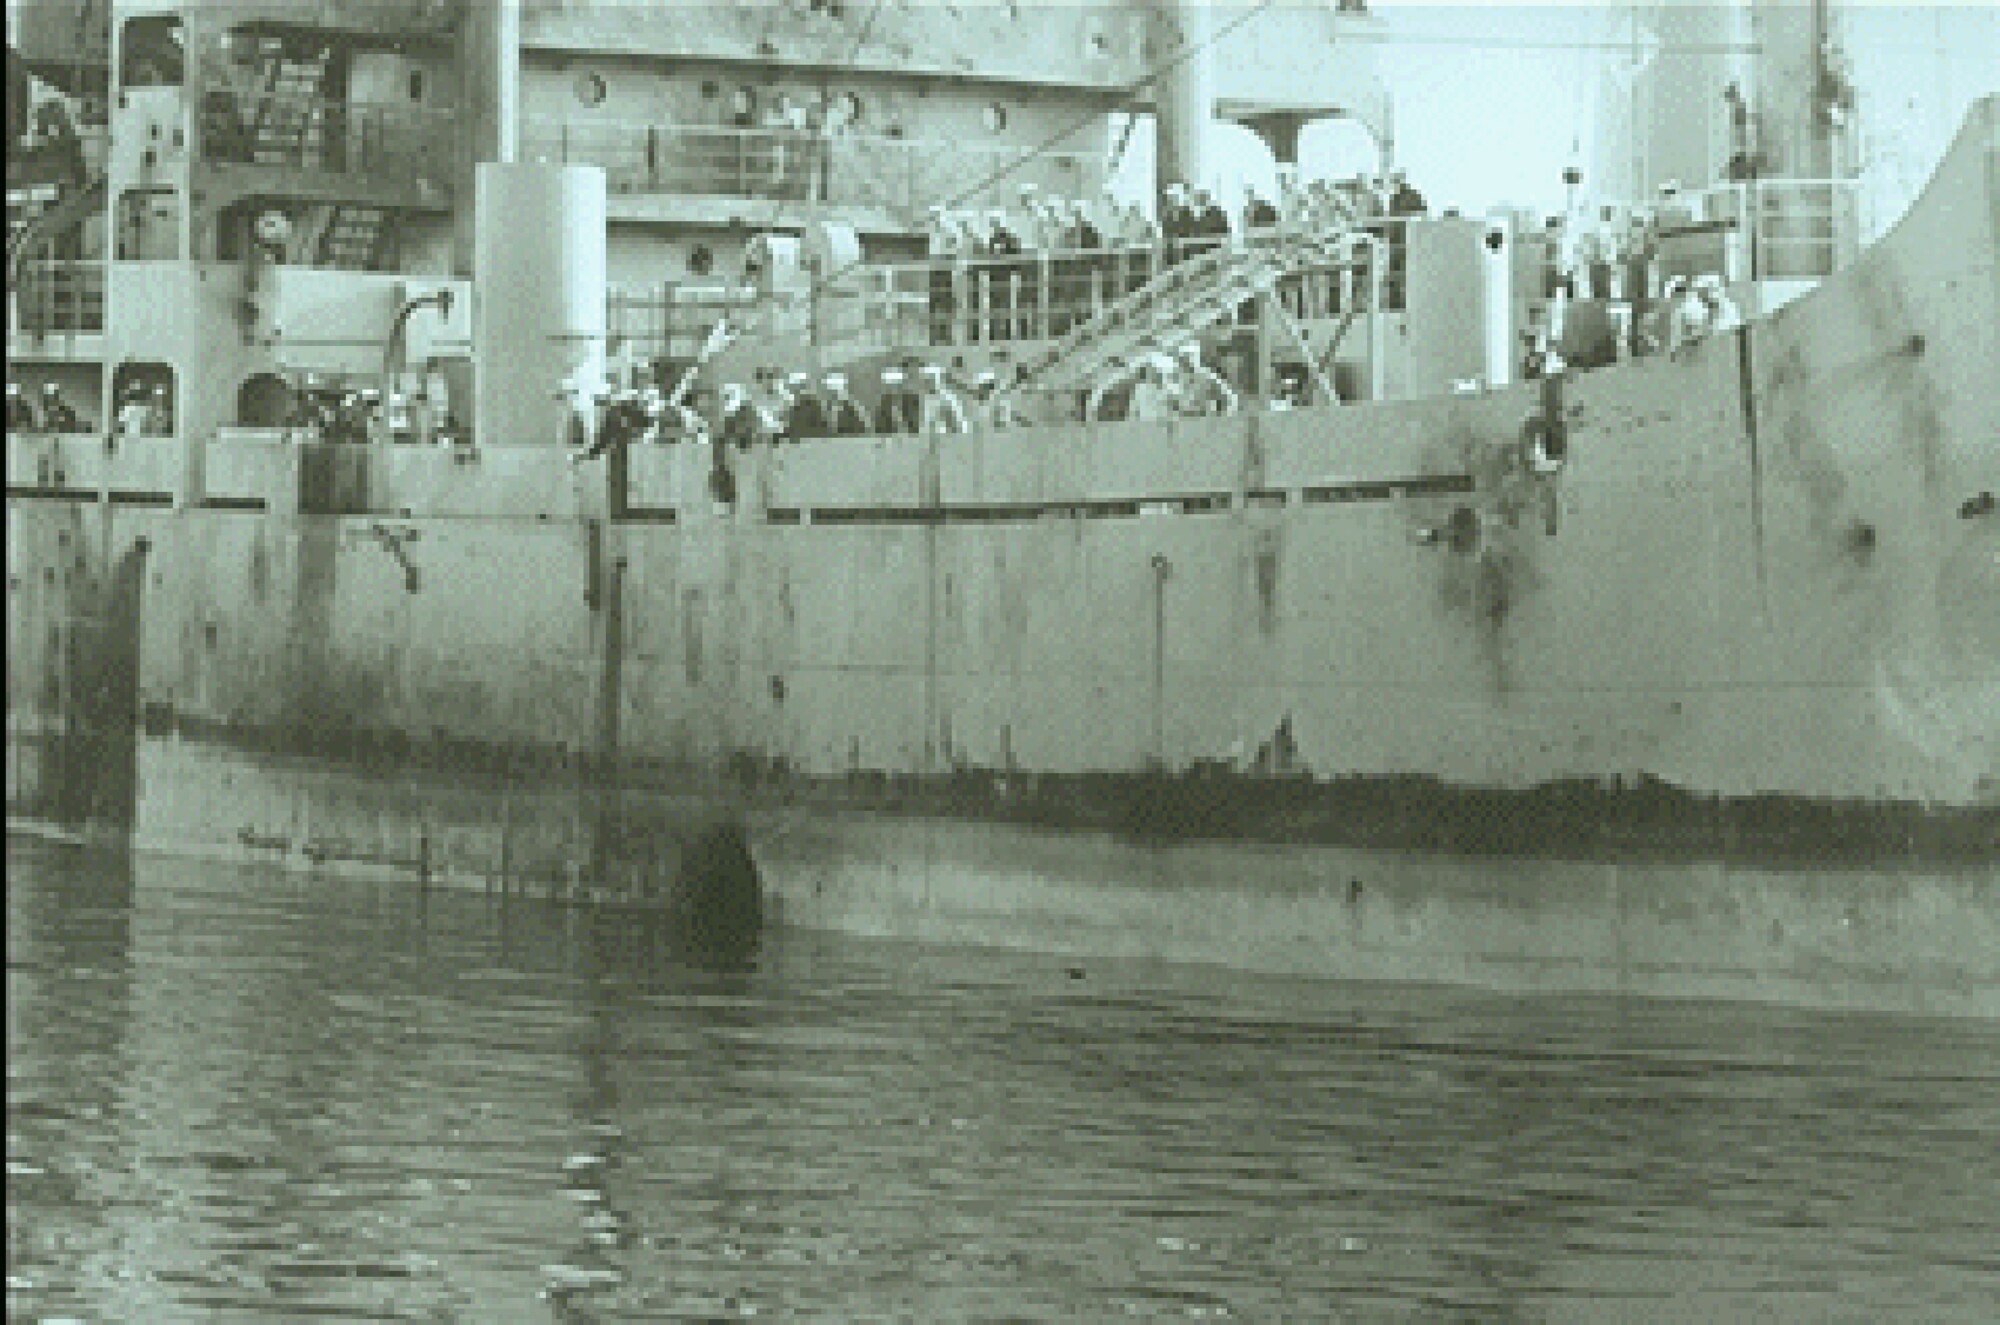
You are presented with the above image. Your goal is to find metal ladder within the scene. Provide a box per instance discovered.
[1000,229,1358,399]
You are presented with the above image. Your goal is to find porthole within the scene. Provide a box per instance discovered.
[575,71,607,107]
[688,244,714,277]
[700,79,720,101]
[836,90,863,127]
[982,102,1008,133]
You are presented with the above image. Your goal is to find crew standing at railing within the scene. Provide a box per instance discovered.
[918,364,969,434]
[822,372,870,436]
[875,365,921,434]
[1114,200,1157,296]
[7,383,37,432]
[1694,274,1742,337]
[1387,170,1427,219]
[926,205,957,346]
[1171,342,1238,417]
[1623,211,1657,356]
[1244,190,1279,233]
[1177,188,1227,262]
[1127,355,1176,422]
[785,370,829,440]
[114,383,150,446]
[1161,183,1193,263]
[37,382,79,433]
[719,383,762,448]
[1073,199,1108,327]
[1045,199,1080,337]
[1667,276,1709,354]
[983,209,1023,341]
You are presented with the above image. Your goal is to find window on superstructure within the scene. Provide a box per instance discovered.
[120,17,184,90]
[575,72,607,108]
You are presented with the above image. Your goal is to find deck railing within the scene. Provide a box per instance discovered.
[606,238,1377,362]
[520,118,1097,217]
[8,258,106,336]
[1686,178,1862,281]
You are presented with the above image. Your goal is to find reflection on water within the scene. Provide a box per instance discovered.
[8,842,2000,1321]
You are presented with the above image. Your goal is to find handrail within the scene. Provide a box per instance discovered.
[605,235,1382,365]
[519,116,1098,215]
[8,257,107,336]
[1683,177,1861,279]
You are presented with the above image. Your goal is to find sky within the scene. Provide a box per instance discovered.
[1108,1,2000,225]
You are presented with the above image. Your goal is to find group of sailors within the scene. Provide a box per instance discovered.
[1086,342,1241,422]
[576,356,1028,457]
[6,381,85,434]
[923,186,1166,343]
[283,376,467,447]
[912,169,1437,345]
[5,380,173,438]
[1522,269,1743,380]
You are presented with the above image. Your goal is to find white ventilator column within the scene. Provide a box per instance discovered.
[1482,215,1514,388]
[473,163,607,446]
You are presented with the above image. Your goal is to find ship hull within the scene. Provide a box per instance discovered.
[44,732,1994,1018]
[7,102,1997,1011]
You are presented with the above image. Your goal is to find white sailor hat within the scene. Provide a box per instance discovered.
[880,367,906,384]
[1019,182,1039,196]
[6,382,21,396]
[786,370,810,387]
[823,371,847,388]
[720,382,747,403]
[40,381,60,395]
[1663,274,1689,296]
[986,208,1006,222]
[975,369,998,385]
[921,364,945,382]
[1693,273,1724,293]
[1174,340,1203,360]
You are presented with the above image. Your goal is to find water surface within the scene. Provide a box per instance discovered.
[8,842,1998,1321]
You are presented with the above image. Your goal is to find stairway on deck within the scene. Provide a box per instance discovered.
[1001,229,1361,400]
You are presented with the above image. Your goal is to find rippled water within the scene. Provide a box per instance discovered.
[7,841,2000,1322]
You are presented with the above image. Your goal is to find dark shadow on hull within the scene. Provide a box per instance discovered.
[672,824,764,967]
[133,710,2000,870]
